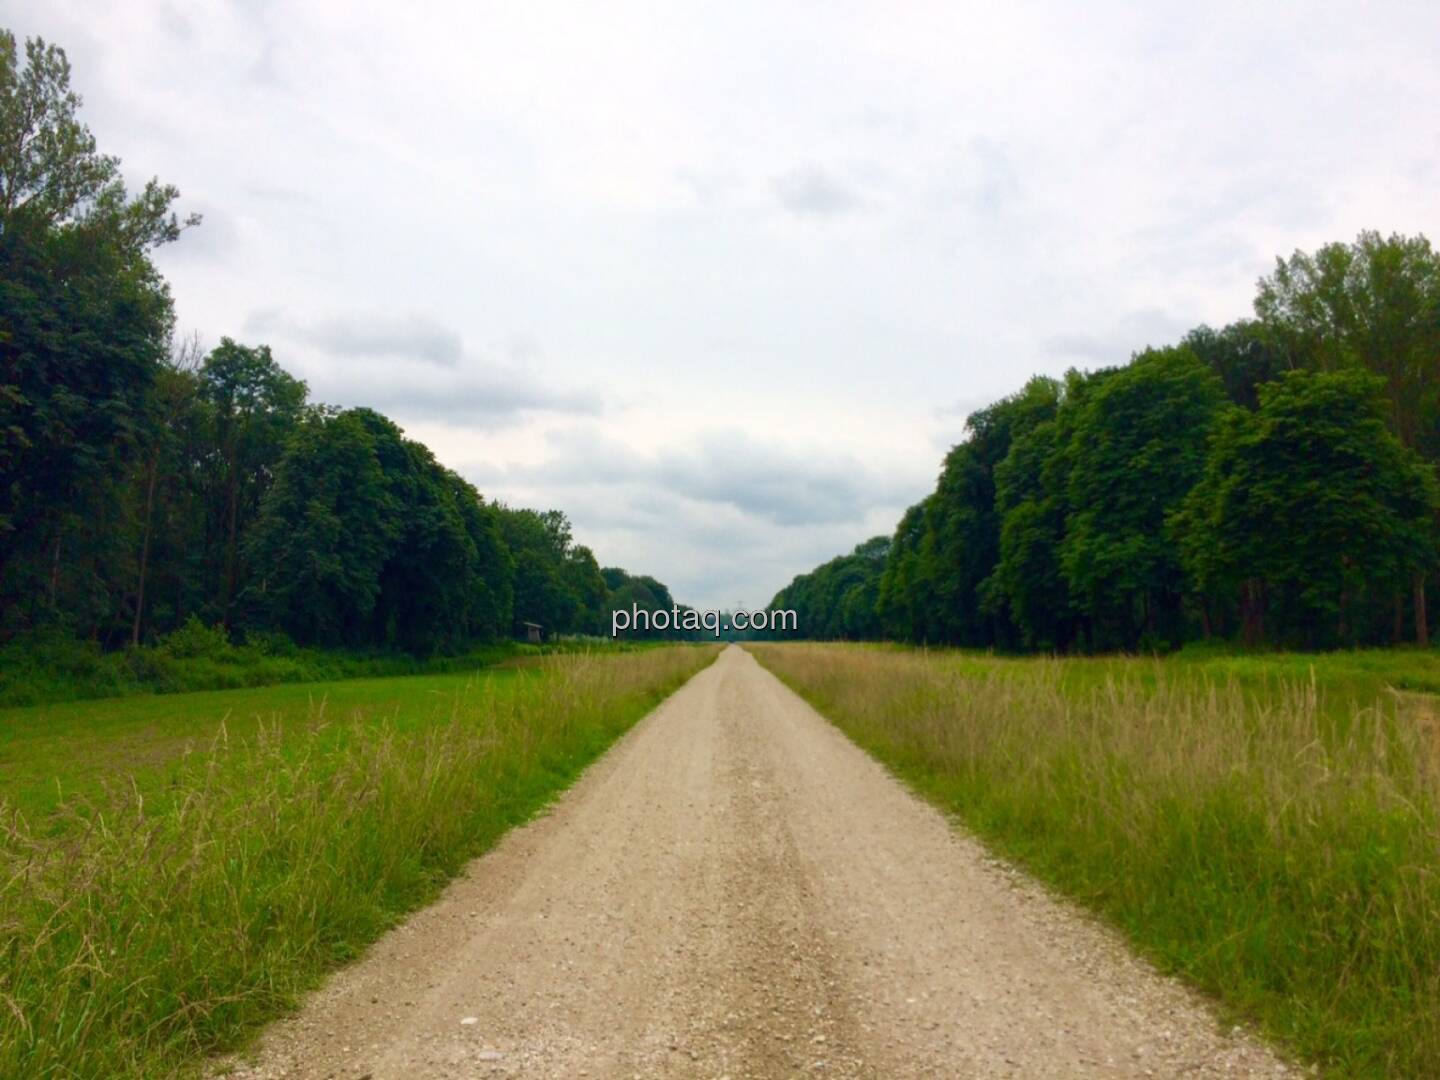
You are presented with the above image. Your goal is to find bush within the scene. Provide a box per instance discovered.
[243,629,299,657]
[158,616,233,660]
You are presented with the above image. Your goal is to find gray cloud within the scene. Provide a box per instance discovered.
[474,428,891,528]
[242,309,601,426]
[773,166,867,218]
[657,435,879,526]
[1044,307,1196,365]
[328,368,602,427]
[248,308,463,367]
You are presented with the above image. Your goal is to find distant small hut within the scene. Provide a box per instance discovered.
[522,621,543,644]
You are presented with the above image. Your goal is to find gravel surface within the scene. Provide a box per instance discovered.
[216,645,1293,1079]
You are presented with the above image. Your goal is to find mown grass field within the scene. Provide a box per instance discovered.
[747,643,1440,1079]
[0,645,719,1079]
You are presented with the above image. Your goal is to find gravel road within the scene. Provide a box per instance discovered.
[220,645,1292,1079]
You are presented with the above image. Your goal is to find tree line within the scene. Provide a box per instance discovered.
[771,231,1440,651]
[0,31,690,654]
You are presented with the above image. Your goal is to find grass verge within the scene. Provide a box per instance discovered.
[746,642,1440,1078]
[0,645,718,1078]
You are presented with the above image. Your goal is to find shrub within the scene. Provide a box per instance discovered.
[158,616,234,660]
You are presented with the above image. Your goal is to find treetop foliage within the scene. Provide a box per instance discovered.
[0,31,198,247]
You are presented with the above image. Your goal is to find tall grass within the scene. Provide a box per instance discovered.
[0,646,717,1078]
[748,643,1440,1078]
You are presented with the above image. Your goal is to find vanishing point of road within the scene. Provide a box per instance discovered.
[223,646,1291,1079]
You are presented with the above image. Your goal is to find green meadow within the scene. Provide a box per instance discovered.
[3,657,576,818]
[0,646,718,1078]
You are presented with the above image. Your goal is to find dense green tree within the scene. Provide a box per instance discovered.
[499,507,583,635]
[0,31,195,630]
[603,576,662,630]
[249,408,514,652]
[1183,321,1290,410]
[876,499,937,642]
[1175,370,1438,647]
[1256,232,1440,455]
[564,545,609,635]
[0,33,195,242]
[358,411,511,653]
[901,378,1062,647]
[1255,231,1440,641]
[196,339,307,628]
[445,472,514,644]
[127,334,203,644]
[631,574,674,612]
[1058,347,1224,649]
[989,416,1067,649]
[768,536,889,641]
[597,568,696,639]
[837,535,890,639]
[247,411,398,646]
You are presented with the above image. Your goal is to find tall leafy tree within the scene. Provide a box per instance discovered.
[918,378,1061,647]
[876,499,938,643]
[196,339,307,628]
[989,414,1069,649]
[1176,370,1438,647]
[499,507,583,635]
[600,568,695,640]
[1060,347,1224,649]
[563,545,608,634]
[1183,321,1291,410]
[249,407,515,651]
[601,571,664,638]
[445,471,514,644]
[1254,231,1440,641]
[128,334,203,644]
[0,31,196,629]
[768,536,889,641]
[247,410,397,646]
[1256,232,1440,453]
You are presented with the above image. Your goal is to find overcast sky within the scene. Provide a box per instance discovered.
[6,1,1438,608]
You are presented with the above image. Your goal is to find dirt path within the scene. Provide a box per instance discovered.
[220,645,1291,1079]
